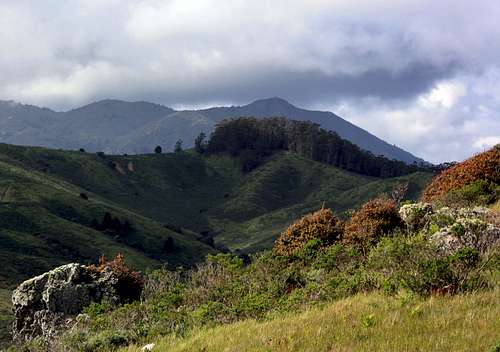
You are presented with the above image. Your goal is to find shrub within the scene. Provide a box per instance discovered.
[422,145,500,202]
[438,180,500,208]
[79,192,89,200]
[344,198,403,253]
[367,236,493,296]
[273,208,344,257]
[163,236,175,253]
[419,206,500,255]
[88,254,144,303]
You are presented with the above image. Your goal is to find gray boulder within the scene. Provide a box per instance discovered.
[12,263,122,343]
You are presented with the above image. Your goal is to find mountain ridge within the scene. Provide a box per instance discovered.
[0,97,425,163]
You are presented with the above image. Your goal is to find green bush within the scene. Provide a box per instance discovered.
[439,180,500,208]
[368,237,493,295]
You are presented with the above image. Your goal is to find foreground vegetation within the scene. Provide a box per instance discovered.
[123,289,500,352]
[49,235,497,351]
[45,189,500,351]
[3,135,499,350]
[14,145,489,352]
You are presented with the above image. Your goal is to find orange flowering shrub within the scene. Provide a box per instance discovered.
[343,198,402,252]
[88,253,144,302]
[422,145,500,202]
[273,208,344,256]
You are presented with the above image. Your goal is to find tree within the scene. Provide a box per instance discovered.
[174,139,183,153]
[122,220,133,235]
[205,117,427,177]
[154,145,162,154]
[163,236,175,253]
[194,132,207,154]
[102,212,113,229]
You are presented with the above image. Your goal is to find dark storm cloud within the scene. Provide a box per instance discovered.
[186,62,456,108]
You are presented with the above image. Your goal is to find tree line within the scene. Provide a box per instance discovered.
[202,117,429,177]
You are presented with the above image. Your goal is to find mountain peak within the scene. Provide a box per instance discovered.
[249,97,296,108]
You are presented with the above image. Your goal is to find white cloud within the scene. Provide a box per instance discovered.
[473,136,500,150]
[419,81,466,109]
[327,74,500,163]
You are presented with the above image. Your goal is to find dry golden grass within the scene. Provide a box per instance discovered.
[123,289,500,352]
[491,200,500,213]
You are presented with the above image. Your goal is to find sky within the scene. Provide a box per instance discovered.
[0,0,499,163]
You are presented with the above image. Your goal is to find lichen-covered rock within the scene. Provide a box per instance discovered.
[430,227,463,254]
[430,213,500,255]
[399,202,434,231]
[12,263,123,343]
[400,202,500,254]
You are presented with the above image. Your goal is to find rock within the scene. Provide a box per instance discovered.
[399,202,434,231]
[12,263,125,343]
[430,216,500,255]
[400,202,500,255]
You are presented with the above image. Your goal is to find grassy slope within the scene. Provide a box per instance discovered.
[0,146,216,288]
[0,144,433,255]
[209,153,432,251]
[124,289,500,352]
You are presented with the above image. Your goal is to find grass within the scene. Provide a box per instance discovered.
[0,288,12,348]
[123,289,500,352]
[491,199,500,212]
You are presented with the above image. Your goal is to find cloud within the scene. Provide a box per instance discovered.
[0,0,499,162]
[326,73,500,163]
[473,136,500,150]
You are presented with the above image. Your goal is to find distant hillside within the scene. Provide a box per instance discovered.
[0,143,431,259]
[206,117,426,177]
[0,144,218,288]
[0,98,424,163]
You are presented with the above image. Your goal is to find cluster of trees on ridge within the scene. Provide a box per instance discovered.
[90,212,133,236]
[197,117,428,177]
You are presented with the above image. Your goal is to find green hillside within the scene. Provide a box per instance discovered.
[0,144,432,255]
[0,146,215,287]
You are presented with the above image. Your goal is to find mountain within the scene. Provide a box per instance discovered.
[0,98,424,163]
